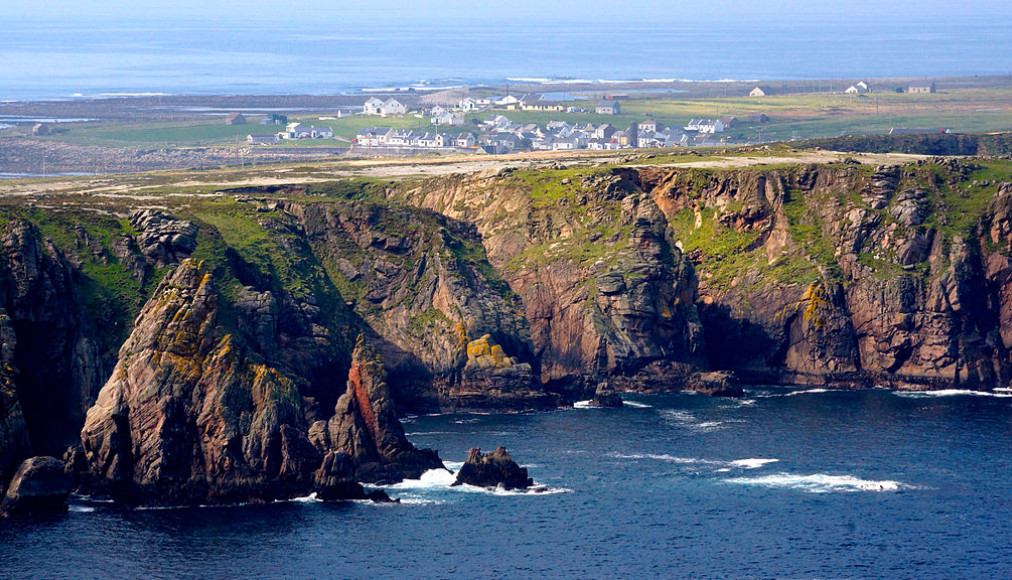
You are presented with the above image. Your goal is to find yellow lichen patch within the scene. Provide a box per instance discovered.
[659,301,673,319]
[454,322,469,351]
[776,281,832,330]
[465,334,516,369]
[466,334,492,359]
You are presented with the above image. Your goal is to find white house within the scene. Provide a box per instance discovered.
[495,95,520,106]
[749,86,766,97]
[845,81,871,94]
[363,98,384,115]
[685,119,725,134]
[380,98,408,117]
[356,127,391,147]
[459,97,480,111]
[246,134,279,146]
[455,133,476,148]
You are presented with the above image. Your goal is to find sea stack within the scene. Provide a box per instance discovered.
[452,447,532,490]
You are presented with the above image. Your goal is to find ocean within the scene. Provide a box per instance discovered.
[0,17,1010,101]
[2,388,1010,578]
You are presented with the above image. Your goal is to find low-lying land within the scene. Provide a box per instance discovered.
[2,75,1010,175]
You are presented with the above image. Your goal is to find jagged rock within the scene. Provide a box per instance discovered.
[80,260,320,505]
[890,189,930,227]
[686,371,744,397]
[129,209,198,267]
[587,382,624,407]
[320,336,443,484]
[0,456,71,518]
[313,451,393,503]
[452,447,532,490]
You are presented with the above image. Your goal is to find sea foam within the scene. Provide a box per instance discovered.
[893,389,1012,399]
[725,473,916,493]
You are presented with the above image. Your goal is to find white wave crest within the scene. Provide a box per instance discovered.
[612,453,778,473]
[730,458,780,469]
[622,400,653,408]
[894,389,1012,399]
[573,400,595,409]
[785,388,836,396]
[381,468,457,490]
[68,505,96,513]
[726,473,916,493]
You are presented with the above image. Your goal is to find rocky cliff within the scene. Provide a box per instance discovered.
[78,260,439,505]
[290,199,549,411]
[640,159,1012,390]
[394,167,707,391]
[3,154,1012,509]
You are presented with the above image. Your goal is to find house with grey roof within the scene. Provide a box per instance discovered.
[596,100,620,115]
[908,81,936,94]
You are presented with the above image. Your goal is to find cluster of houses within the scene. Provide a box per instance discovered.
[360,93,622,125]
[354,113,762,154]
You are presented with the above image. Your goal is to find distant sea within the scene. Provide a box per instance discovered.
[0,17,1009,101]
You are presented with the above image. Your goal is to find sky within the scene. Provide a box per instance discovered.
[7,0,1009,23]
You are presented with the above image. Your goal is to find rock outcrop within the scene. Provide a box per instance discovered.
[452,447,532,490]
[129,209,199,268]
[313,451,393,502]
[0,220,104,456]
[0,456,72,518]
[309,336,443,484]
[586,382,624,407]
[80,260,322,504]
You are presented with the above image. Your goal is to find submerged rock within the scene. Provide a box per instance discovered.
[0,456,71,518]
[686,371,744,397]
[452,447,532,491]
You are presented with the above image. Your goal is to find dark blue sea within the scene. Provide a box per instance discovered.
[0,17,1010,101]
[2,387,1010,579]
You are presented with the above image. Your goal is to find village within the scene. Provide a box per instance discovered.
[234,91,771,154]
[352,94,755,153]
[228,79,950,156]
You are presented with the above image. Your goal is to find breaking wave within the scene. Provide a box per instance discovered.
[725,473,918,493]
[611,453,778,472]
[893,389,1012,399]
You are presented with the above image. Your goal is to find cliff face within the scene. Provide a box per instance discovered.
[640,159,1012,390]
[79,260,319,504]
[395,167,707,390]
[291,199,548,411]
[0,221,106,455]
[79,260,438,505]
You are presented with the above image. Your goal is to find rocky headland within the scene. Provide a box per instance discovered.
[2,152,1012,512]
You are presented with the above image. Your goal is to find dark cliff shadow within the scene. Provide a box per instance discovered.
[698,302,782,374]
